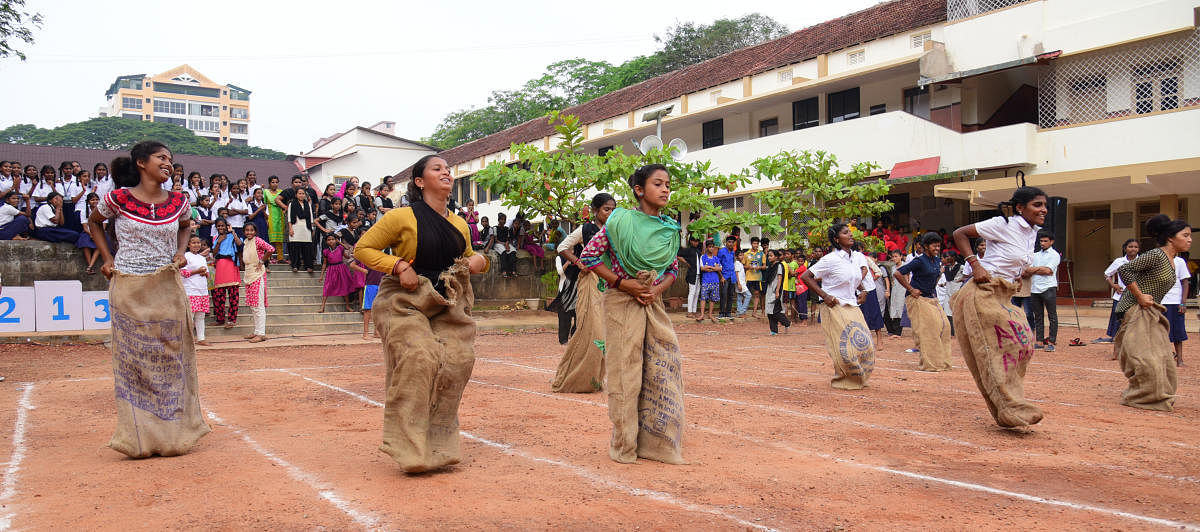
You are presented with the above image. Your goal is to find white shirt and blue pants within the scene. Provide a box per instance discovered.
[1029,247,1060,345]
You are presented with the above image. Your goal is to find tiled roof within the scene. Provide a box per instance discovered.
[0,143,302,180]
[397,0,946,178]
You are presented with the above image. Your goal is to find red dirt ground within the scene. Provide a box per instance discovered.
[0,319,1197,531]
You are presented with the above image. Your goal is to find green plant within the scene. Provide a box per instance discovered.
[540,270,559,299]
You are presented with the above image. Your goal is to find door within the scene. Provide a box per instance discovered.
[1072,207,1111,294]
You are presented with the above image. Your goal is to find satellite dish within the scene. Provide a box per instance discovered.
[638,134,663,155]
[667,138,688,160]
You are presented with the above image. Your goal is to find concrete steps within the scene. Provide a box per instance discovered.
[205,262,363,338]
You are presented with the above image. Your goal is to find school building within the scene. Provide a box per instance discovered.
[99,64,252,146]
[396,0,1200,296]
[290,121,438,192]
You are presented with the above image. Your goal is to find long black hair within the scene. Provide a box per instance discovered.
[406,154,441,204]
[1144,214,1190,247]
[111,140,169,188]
[628,164,667,200]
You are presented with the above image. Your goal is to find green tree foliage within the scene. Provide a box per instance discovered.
[0,0,41,61]
[750,150,891,252]
[0,117,288,159]
[424,14,789,149]
[473,112,750,234]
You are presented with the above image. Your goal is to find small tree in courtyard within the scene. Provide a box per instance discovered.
[751,150,891,252]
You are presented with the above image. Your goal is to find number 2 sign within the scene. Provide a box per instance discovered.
[0,287,36,333]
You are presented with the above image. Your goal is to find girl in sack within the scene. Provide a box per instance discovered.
[87,140,210,458]
[800,223,876,390]
[579,164,686,465]
[1111,214,1190,411]
[353,155,489,473]
[950,186,1046,428]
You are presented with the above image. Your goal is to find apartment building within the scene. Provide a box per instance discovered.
[399,0,1200,295]
[291,121,438,192]
[100,64,252,146]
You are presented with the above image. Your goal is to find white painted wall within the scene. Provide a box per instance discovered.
[1036,107,1200,173]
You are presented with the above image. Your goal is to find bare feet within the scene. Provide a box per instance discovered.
[195,340,210,346]
[362,334,372,340]
[243,333,256,339]
[248,335,266,343]
[223,323,234,329]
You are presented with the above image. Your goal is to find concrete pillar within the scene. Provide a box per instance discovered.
[1160,194,1179,219]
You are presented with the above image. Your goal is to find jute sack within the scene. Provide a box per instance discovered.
[603,271,684,464]
[950,278,1043,427]
[1115,303,1177,411]
[818,304,875,390]
[551,271,606,393]
[373,258,476,473]
[906,295,952,371]
[109,265,210,458]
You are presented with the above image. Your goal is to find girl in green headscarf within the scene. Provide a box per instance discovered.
[579,164,685,464]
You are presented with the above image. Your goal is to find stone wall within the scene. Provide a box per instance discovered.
[0,241,107,291]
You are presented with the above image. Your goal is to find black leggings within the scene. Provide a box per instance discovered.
[289,241,314,270]
[557,309,576,345]
[768,300,791,333]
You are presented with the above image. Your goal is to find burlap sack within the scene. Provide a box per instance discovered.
[950,278,1043,427]
[109,265,210,458]
[906,295,953,371]
[551,271,606,393]
[604,271,684,465]
[1115,304,1177,411]
[373,258,476,473]
[818,304,875,390]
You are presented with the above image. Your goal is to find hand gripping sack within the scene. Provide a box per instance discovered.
[374,258,476,473]
[950,278,1043,427]
[818,304,875,390]
[906,295,953,371]
[603,271,685,464]
[551,271,606,393]
[109,265,211,458]
[1115,304,1177,411]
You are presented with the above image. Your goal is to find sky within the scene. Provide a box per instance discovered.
[0,0,881,154]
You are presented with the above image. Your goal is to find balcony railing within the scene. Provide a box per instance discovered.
[947,0,1030,21]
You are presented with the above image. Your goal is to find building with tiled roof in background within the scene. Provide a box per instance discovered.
[407,0,1200,297]
[99,64,252,146]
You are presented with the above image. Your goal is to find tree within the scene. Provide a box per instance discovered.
[0,0,41,61]
[0,118,288,159]
[473,111,750,233]
[750,150,892,252]
[647,14,791,79]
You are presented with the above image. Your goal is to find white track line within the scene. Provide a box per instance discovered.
[284,371,776,531]
[41,363,386,385]
[0,384,35,532]
[468,377,1200,529]
[205,409,383,530]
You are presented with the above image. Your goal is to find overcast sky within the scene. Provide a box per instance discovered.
[0,0,881,154]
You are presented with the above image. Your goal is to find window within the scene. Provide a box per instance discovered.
[847,50,865,67]
[115,78,142,91]
[1132,60,1181,114]
[709,90,722,104]
[476,182,489,204]
[903,86,930,119]
[1069,75,1106,123]
[230,107,248,120]
[911,31,932,49]
[230,123,248,134]
[154,83,220,98]
[121,113,141,120]
[188,103,219,117]
[154,116,186,127]
[758,118,778,137]
[792,97,819,130]
[153,99,186,115]
[229,88,250,101]
[187,119,219,133]
[598,145,614,156]
[121,96,142,110]
[230,138,248,146]
[701,119,724,149]
[456,176,472,203]
[778,70,793,83]
[827,87,860,122]
[870,104,887,116]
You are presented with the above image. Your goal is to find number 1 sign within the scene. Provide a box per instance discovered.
[34,280,84,332]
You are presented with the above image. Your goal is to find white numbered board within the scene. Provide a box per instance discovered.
[34,280,84,332]
[0,286,36,333]
[81,291,112,330]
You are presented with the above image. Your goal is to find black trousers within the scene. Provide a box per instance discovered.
[500,250,517,274]
[884,304,903,336]
[557,309,576,345]
[719,278,737,317]
[289,241,314,270]
[1029,288,1058,343]
[768,301,792,333]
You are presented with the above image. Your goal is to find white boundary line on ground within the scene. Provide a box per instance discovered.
[205,409,384,530]
[283,371,776,531]
[0,384,35,532]
[465,377,1200,530]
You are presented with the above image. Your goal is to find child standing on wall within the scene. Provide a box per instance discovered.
[182,236,211,346]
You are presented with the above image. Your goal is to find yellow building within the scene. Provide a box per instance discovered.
[100,64,251,146]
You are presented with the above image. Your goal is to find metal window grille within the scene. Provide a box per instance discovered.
[847,50,865,66]
[1038,29,1200,128]
[778,70,793,83]
[946,0,1029,21]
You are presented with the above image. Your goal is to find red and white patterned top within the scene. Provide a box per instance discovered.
[96,189,190,275]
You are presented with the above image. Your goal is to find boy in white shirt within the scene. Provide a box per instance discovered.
[734,248,751,317]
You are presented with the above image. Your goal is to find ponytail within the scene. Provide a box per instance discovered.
[111,140,170,189]
[407,154,440,204]
[997,171,1046,223]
